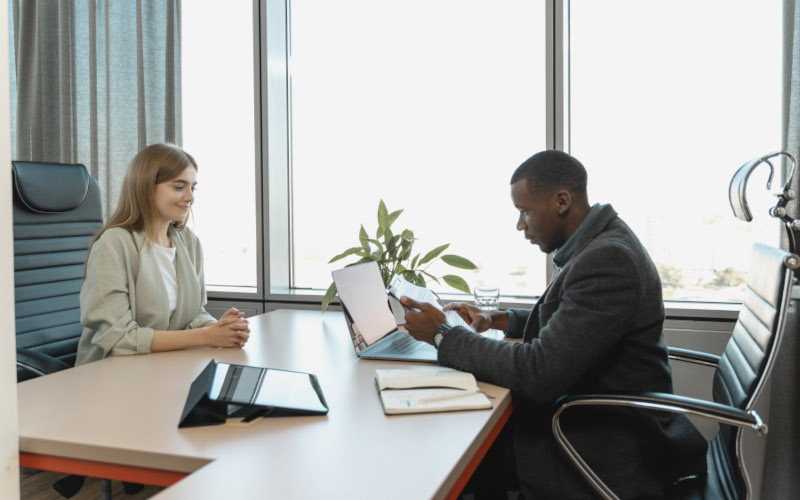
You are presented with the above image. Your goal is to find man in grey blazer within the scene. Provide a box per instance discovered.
[402,150,707,499]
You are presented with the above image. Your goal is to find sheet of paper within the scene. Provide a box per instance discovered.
[387,274,474,331]
[445,310,472,330]
[387,274,441,309]
[332,262,398,345]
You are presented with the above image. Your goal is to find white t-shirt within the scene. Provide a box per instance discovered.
[152,243,178,319]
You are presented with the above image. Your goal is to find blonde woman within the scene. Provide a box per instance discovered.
[76,143,249,365]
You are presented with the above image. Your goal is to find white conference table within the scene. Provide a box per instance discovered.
[18,309,513,499]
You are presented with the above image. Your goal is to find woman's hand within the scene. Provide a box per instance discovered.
[217,307,245,325]
[206,316,250,348]
[443,302,493,332]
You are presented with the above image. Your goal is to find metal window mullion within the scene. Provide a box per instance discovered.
[545,0,569,284]
[260,0,292,299]
[253,0,266,301]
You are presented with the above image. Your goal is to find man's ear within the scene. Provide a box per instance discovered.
[554,189,572,215]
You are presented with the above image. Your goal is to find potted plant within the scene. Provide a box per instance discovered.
[322,200,477,312]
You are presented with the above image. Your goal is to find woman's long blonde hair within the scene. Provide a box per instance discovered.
[87,143,198,259]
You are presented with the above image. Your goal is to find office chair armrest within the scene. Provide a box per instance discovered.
[668,347,721,368]
[16,347,71,378]
[551,391,766,500]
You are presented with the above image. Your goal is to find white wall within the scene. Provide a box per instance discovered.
[0,0,20,497]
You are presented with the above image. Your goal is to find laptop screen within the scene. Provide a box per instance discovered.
[332,262,398,347]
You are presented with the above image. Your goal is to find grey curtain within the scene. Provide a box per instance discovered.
[761,1,800,498]
[9,0,181,217]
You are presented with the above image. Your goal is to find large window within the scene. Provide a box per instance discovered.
[182,1,258,292]
[255,0,784,306]
[570,0,782,301]
[289,0,547,298]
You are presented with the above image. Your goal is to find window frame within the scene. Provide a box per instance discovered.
[226,0,756,319]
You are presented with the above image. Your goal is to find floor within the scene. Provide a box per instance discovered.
[21,469,162,500]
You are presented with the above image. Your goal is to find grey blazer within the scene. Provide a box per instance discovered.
[438,204,707,499]
[76,225,216,365]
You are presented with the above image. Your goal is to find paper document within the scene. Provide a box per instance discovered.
[387,274,441,308]
[375,367,478,390]
[386,274,474,331]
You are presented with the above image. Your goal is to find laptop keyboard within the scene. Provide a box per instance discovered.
[370,333,426,355]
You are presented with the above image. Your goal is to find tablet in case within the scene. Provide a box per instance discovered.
[179,359,329,428]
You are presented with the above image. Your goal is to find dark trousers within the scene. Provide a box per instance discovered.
[463,417,522,500]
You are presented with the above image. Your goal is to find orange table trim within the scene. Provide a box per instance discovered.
[19,452,189,487]
[445,400,515,500]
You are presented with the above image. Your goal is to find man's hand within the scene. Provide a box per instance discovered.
[443,302,493,332]
[401,296,446,345]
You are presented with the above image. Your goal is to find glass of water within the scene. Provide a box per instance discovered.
[474,286,500,311]
[473,287,502,338]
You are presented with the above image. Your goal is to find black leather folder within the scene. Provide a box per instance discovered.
[179,359,328,428]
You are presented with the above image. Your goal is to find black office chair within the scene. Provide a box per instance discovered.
[551,151,800,500]
[551,242,797,500]
[12,161,112,498]
[13,161,103,381]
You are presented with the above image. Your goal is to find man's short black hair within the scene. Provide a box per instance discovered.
[510,150,587,195]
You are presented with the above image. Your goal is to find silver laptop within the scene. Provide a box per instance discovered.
[332,262,438,363]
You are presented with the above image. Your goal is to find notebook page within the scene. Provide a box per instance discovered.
[375,368,478,390]
[379,388,491,414]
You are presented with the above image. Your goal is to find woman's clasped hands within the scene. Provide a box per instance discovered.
[207,307,251,348]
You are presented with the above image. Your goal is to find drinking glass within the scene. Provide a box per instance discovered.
[473,286,502,339]
[473,286,500,312]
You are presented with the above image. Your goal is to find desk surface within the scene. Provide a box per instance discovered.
[18,309,512,499]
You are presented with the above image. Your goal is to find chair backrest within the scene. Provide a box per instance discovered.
[710,242,797,499]
[12,161,103,381]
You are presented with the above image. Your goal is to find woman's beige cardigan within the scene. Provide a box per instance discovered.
[76,225,216,365]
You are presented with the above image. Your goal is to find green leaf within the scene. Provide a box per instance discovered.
[442,274,471,294]
[384,227,394,245]
[420,270,441,284]
[401,229,414,241]
[367,239,384,254]
[395,263,406,275]
[359,225,370,253]
[370,250,382,261]
[419,243,450,265]
[414,273,426,287]
[329,246,362,264]
[388,209,403,227]
[410,254,420,270]
[402,270,417,283]
[376,226,383,240]
[441,254,478,270]
[378,200,389,232]
[321,283,337,313]
[387,235,401,254]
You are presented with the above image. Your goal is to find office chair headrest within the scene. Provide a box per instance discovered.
[729,151,797,222]
[12,161,91,213]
